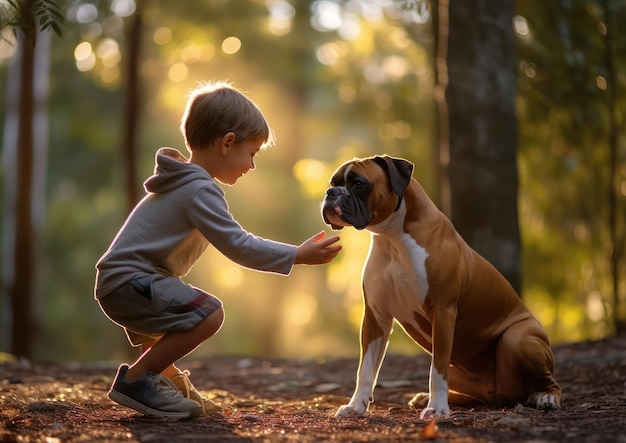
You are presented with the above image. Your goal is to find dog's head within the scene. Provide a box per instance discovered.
[321,155,414,230]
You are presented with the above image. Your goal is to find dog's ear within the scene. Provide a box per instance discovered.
[373,155,414,197]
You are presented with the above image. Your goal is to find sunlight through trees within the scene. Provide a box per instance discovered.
[0,0,624,361]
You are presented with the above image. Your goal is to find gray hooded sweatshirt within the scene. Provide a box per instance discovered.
[95,148,297,299]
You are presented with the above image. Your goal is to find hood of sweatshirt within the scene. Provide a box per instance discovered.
[143,148,211,194]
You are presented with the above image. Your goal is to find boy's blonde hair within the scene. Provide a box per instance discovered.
[180,81,275,151]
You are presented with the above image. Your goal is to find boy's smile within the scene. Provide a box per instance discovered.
[220,138,262,185]
[189,133,263,185]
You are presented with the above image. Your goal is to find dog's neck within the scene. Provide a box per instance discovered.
[367,200,407,236]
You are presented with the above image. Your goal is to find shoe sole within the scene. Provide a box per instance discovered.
[108,390,202,419]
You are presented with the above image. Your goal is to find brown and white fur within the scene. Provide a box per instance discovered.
[321,155,562,419]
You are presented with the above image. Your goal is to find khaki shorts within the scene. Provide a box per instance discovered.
[98,274,223,347]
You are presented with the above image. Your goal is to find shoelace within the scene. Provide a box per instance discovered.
[174,370,209,401]
[146,373,184,398]
[178,369,204,399]
[177,370,192,395]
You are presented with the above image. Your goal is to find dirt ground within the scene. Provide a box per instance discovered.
[1,334,625,443]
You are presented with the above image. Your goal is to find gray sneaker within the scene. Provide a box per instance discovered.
[108,364,202,419]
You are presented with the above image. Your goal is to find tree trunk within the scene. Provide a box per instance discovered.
[444,0,521,293]
[433,0,450,216]
[602,0,624,334]
[1,0,44,359]
[122,0,144,212]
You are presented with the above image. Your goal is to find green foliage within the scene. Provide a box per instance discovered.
[2,0,624,361]
[34,0,64,35]
[0,0,64,35]
[515,0,626,340]
[0,0,22,31]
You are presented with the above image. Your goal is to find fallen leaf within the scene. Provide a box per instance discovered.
[420,418,440,439]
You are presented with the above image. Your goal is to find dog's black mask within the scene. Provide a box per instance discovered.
[323,171,373,230]
[322,155,414,230]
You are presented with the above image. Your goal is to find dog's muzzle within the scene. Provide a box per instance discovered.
[322,187,348,230]
[322,186,370,230]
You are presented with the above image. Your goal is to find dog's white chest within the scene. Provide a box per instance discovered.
[366,231,430,321]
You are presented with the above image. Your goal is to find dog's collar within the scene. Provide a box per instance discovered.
[394,195,403,212]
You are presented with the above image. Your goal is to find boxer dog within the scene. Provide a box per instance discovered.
[321,155,562,419]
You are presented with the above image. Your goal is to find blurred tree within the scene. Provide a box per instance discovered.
[121,0,144,211]
[600,0,625,334]
[432,0,450,213]
[515,0,625,339]
[440,0,521,293]
[1,0,62,358]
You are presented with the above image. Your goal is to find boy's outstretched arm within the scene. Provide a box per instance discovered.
[295,231,342,265]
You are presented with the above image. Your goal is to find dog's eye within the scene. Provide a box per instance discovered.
[352,180,364,189]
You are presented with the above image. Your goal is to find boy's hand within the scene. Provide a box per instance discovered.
[295,231,342,265]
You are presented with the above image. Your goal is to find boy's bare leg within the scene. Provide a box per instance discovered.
[160,364,180,379]
[125,307,224,382]
[136,339,179,379]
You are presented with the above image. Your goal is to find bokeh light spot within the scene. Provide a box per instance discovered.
[74,41,96,72]
[316,42,341,65]
[168,62,189,82]
[153,27,172,45]
[513,15,530,37]
[111,0,136,17]
[222,37,242,54]
[268,0,295,36]
[96,38,121,68]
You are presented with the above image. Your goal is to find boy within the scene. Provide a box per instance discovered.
[94,81,342,419]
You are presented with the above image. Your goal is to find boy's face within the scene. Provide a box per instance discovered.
[218,138,263,185]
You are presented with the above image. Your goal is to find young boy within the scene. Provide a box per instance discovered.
[94,81,342,419]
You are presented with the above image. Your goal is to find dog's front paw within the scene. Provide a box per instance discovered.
[419,403,450,420]
[335,401,368,417]
[411,394,450,419]
[530,392,562,410]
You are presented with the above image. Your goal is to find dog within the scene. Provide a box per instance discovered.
[321,155,562,419]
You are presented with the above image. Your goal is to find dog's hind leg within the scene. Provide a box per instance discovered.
[495,319,562,409]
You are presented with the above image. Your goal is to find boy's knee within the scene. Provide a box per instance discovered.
[200,307,225,337]
[213,306,225,327]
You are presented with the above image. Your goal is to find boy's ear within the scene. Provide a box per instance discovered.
[220,132,236,154]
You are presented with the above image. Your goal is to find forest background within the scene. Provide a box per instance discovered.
[0,0,624,364]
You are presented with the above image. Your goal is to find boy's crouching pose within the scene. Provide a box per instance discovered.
[94,81,341,419]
